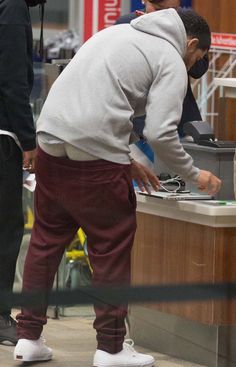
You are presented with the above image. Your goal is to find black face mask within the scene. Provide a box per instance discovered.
[25,0,46,7]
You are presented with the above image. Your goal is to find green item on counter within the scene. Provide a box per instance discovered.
[218,200,236,206]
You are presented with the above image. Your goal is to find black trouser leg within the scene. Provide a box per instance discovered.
[0,136,24,315]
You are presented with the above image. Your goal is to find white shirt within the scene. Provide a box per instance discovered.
[0,129,22,150]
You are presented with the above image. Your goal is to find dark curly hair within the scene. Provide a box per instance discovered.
[176,8,211,50]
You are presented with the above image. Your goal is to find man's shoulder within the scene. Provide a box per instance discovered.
[115,12,137,25]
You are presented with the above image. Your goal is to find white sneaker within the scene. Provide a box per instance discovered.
[93,339,155,367]
[14,337,53,362]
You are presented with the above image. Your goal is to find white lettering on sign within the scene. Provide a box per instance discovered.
[211,32,236,50]
[103,0,121,28]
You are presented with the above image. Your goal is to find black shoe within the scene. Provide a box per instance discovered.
[0,315,18,346]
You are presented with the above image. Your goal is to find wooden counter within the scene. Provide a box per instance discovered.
[130,194,236,366]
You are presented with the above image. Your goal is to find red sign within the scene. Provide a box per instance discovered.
[84,0,94,43]
[99,0,122,30]
[83,0,122,43]
[211,32,236,50]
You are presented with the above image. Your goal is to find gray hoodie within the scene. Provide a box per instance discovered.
[37,8,199,183]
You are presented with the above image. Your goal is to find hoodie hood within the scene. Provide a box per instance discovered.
[130,8,186,58]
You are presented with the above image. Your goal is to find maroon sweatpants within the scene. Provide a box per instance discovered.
[16,147,137,353]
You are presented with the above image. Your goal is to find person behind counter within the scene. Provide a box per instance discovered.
[14,8,221,367]
[116,0,209,139]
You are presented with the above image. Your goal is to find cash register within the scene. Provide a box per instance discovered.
[183,121,236,148]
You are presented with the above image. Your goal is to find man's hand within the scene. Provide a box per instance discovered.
[130,160,160,194]
[197,170,222,196]
[135,10,145,16]
[23,149,37,172]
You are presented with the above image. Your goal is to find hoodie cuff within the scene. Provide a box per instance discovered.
[21,139,37,151]
[187,167,200,184]
[128,153,135,163]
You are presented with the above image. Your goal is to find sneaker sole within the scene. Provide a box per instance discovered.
[0,338,17,346]
[93,364,155,367]
[14,353,52,362]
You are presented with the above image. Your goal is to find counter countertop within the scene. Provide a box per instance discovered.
[136,192,236,227]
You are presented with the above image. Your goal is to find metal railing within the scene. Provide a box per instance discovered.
[192,47,236,127]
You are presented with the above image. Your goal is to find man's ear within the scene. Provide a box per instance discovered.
[186,38,199,52]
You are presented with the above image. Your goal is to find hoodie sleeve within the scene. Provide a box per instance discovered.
[143,62,200,183]
[0,24,36,151]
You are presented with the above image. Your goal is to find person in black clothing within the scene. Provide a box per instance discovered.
[179,55,208,136]
[0,0,45,345]
[116,0,209,138]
